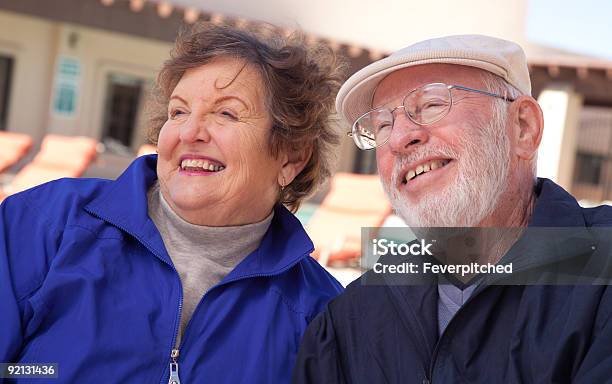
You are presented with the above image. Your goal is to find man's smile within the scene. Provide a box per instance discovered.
[398,157,455,191]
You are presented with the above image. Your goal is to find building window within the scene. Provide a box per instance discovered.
[0,55,14,131]
[102,73,144,152]
[574,152,604,185]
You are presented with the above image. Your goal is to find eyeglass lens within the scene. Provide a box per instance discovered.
[353,83,452,149]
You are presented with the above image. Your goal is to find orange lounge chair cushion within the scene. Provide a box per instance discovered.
[8,163,83,193]
[0,132,33,172]
[306,172,392,264]
[307,207,391,263]
[33,135,97,170]
[321,173,390,214]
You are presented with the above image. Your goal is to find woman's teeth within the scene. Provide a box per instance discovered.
[405,159,450,182]
[180,159,225,172]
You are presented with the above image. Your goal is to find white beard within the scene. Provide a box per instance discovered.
[382,114,511,227]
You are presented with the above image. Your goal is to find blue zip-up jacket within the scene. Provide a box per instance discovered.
[293,179,612,383]
[0,155,343,383]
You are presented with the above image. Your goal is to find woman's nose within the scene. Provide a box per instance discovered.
[178,114,212,143]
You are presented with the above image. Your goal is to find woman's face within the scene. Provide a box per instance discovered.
[157,57,284,226]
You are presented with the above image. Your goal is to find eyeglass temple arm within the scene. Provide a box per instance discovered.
[450,85,515,102]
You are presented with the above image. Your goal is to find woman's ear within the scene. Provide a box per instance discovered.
[510,96,544,161]
[278,145,313,187]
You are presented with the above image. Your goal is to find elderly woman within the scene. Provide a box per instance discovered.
[0,23,344,383]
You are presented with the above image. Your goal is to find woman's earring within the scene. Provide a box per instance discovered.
[280,175,286,191]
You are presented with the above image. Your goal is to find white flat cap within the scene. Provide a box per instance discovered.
[336,34,531,124]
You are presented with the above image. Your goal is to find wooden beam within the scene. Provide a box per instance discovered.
[129,0,144,12]
[157,2,173,18]
[547,65,560,78]
[183,8,199,24]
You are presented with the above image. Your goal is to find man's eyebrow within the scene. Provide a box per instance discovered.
[372,96,397,110]
[371,89,401,110]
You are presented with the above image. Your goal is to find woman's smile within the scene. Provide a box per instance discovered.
[178,155,226,175]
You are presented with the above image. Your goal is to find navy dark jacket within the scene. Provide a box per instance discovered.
[0,155,343,383]
[293,179,612,383]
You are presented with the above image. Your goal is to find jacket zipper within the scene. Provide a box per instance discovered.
[168,349,181,384]
[167,279,183,384]
[165,251,314,383]
[424,231,596,382]
[426,257,542,382]
[177,251,314,337]
[83,208,185,384]
[86,205,313,383]
[86,206,313,384]
[426,283,489,383]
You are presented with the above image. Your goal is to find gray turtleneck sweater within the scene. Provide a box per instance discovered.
[147,181,273,342]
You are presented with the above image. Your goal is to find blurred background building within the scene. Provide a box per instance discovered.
[0,0,610,283]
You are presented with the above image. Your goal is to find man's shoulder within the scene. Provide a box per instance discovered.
[343,270,388,296]
[582,204,612,227]
[535,179,612,227]
[325,270,394,319]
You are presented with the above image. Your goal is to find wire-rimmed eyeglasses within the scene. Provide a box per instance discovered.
[347,82,515,150]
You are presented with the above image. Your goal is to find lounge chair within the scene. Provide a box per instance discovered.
[3,134,98,195]
[306,172,392,266]
[0,131,33,173]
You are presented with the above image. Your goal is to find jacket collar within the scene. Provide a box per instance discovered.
[491,178,598,279]
[385,178,600,349]
[84,155,314,277]
[528,178,588,227]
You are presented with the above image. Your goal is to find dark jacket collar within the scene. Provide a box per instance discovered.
[490,178,598,279]
[84,155,314,277]
[528,178,588,227]
[384,178,601,351]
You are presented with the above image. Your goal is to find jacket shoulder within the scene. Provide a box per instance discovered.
[3,177,111,227]
[274,256,344,320]
[582,204,612,226]
[298,256,344,293]
[324,270,389,320]
[0,178,110,306]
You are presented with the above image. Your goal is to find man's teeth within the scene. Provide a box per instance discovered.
[405,160,450,182]
[180,159,225,172]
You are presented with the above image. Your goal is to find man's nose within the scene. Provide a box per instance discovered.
[387,112,429,153]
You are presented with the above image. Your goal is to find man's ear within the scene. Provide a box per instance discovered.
[278,145,313,187]
[510,96,544,160]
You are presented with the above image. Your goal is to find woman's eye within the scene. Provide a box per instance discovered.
[169,109,185,119]
[218,109,239,121]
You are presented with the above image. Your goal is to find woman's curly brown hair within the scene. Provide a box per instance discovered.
[148,22,346,212]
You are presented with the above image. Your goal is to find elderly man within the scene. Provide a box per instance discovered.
[293,35,612,383]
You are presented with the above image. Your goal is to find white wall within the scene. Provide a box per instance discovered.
[0,10,57,142]
[47,24,172,142]
[172,0,532,54]
[0,10,173,146]
[537,85,582,189]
